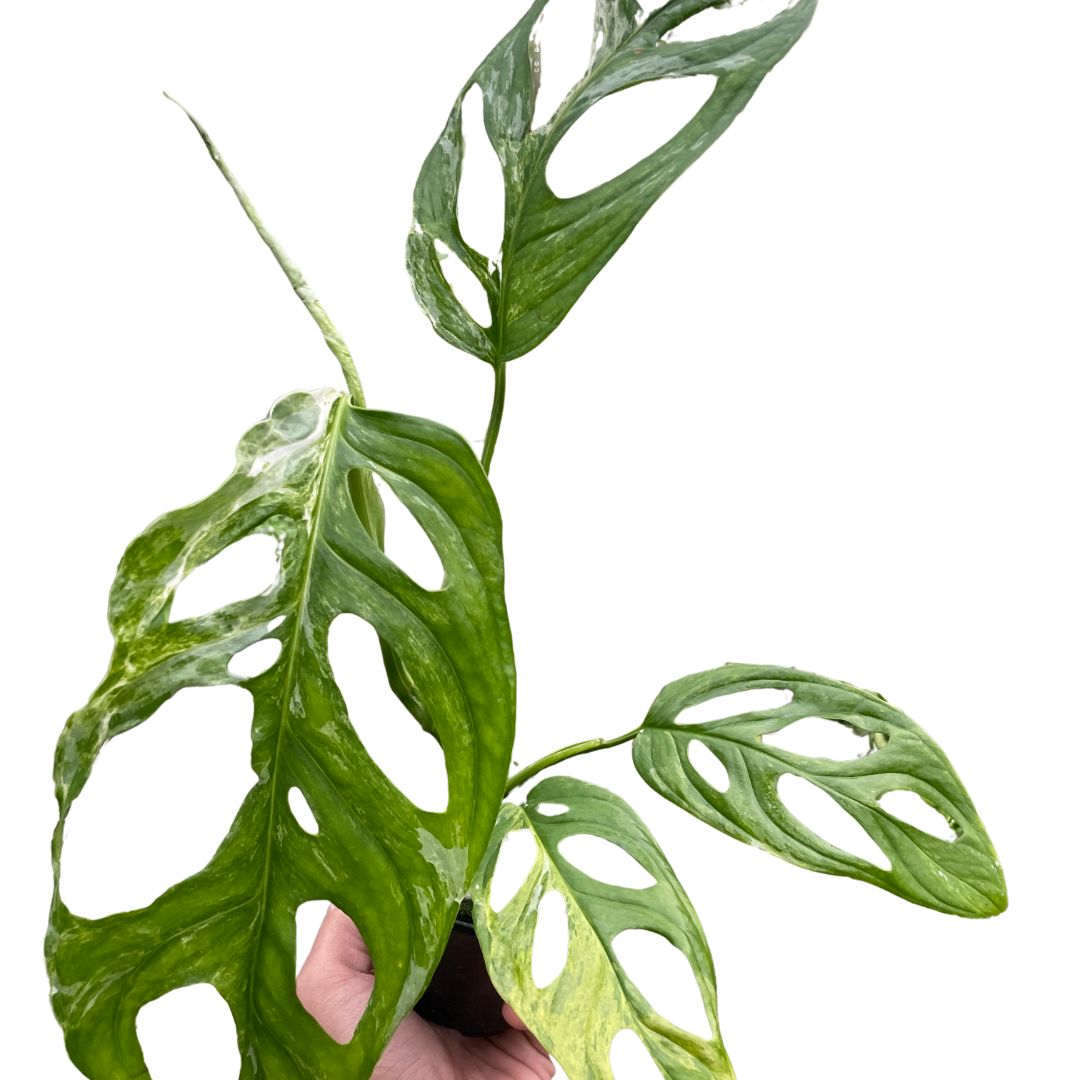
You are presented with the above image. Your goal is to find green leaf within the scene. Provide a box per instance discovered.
[633,664,1007,918]
[48,388,515,1079]
[408,0,817,363]
[472,776,735,1080]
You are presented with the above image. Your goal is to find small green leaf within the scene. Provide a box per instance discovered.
[633,664,1007,918]
[472,776,735,1080]
[48,389,515,1079]
[408,0,817,363]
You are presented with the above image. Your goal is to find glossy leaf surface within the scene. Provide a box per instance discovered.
[472,777,734,1080]
[48,389,515,1079]
[408,0,816,362]
[633,664,1006,917]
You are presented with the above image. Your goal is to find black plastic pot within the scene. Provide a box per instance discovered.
[413,899,509,1036]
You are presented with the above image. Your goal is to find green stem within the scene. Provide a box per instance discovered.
[165,93,366,407]
[480,361,506,473]
[504,727,641,799]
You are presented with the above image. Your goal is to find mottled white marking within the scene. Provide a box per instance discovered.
[246,387,339,479]
[312,846,337,881]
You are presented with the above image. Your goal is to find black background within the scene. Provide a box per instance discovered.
[44,4,1019,1075]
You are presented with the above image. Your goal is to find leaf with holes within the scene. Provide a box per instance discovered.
[472,776,734,1080]
[48,388,515,1080]
[408,0,816,363]
[633,664,1006,917]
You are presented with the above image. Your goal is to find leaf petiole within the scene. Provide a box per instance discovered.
[504,726,641,798]
[477,360,505,475]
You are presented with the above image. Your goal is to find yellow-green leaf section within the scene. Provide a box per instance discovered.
[472,776,735,1080]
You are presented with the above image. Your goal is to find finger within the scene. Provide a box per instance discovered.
[303,905,374,977]
[502,1002,528,1030]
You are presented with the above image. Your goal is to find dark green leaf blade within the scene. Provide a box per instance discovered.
[48,389,515,1079]
[472,777,735,1080]
[633,664,1006,918]
[408,0,817,362]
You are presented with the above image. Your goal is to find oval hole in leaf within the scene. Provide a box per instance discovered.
[610,1028,666,1080]
[137,984,239,1080]
[879,790,957,842]
[295,899,330,975]
[664,0,794,42]
[676,687,792,725]
[489,828,538,913]
[328,614,448,813]
[611,929,712,1039]
[62,685,255,919]
[228,637,282,679]
[546,75,715,198]
[558,834,657,889]
[295,907,375,1041]
[288,786,319,835]
[458,84,505,260]
[527,0,587,118]
[763,717,867,760]
[531,889,569,989]
[777,774,891,870]
[429,240,490,328]
[372,473,446,591]
[687,739,730,793]
[535,802,569,816]
[169,533,279,621]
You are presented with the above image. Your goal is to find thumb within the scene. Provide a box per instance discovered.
[501,1002,528,1030]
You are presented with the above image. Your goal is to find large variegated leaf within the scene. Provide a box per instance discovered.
[48,389,515,1079]
[472,777,735,1080]
[633,664,1006,917]
[408,0,817,362]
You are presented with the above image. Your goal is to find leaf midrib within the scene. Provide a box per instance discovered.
[249,393,343,1006]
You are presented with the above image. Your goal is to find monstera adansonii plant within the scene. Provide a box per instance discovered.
[48,3,1006,1078]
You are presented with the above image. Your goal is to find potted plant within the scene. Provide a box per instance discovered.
[410,896,510,1036]
[47,3,1007,1078]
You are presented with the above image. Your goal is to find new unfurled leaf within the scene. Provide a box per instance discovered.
[472,776,734,1080]
[408,0,817,362]
[633,664,1006,917]
[48,389,515,1079]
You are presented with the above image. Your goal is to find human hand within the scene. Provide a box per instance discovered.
[296,906,556,1080]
